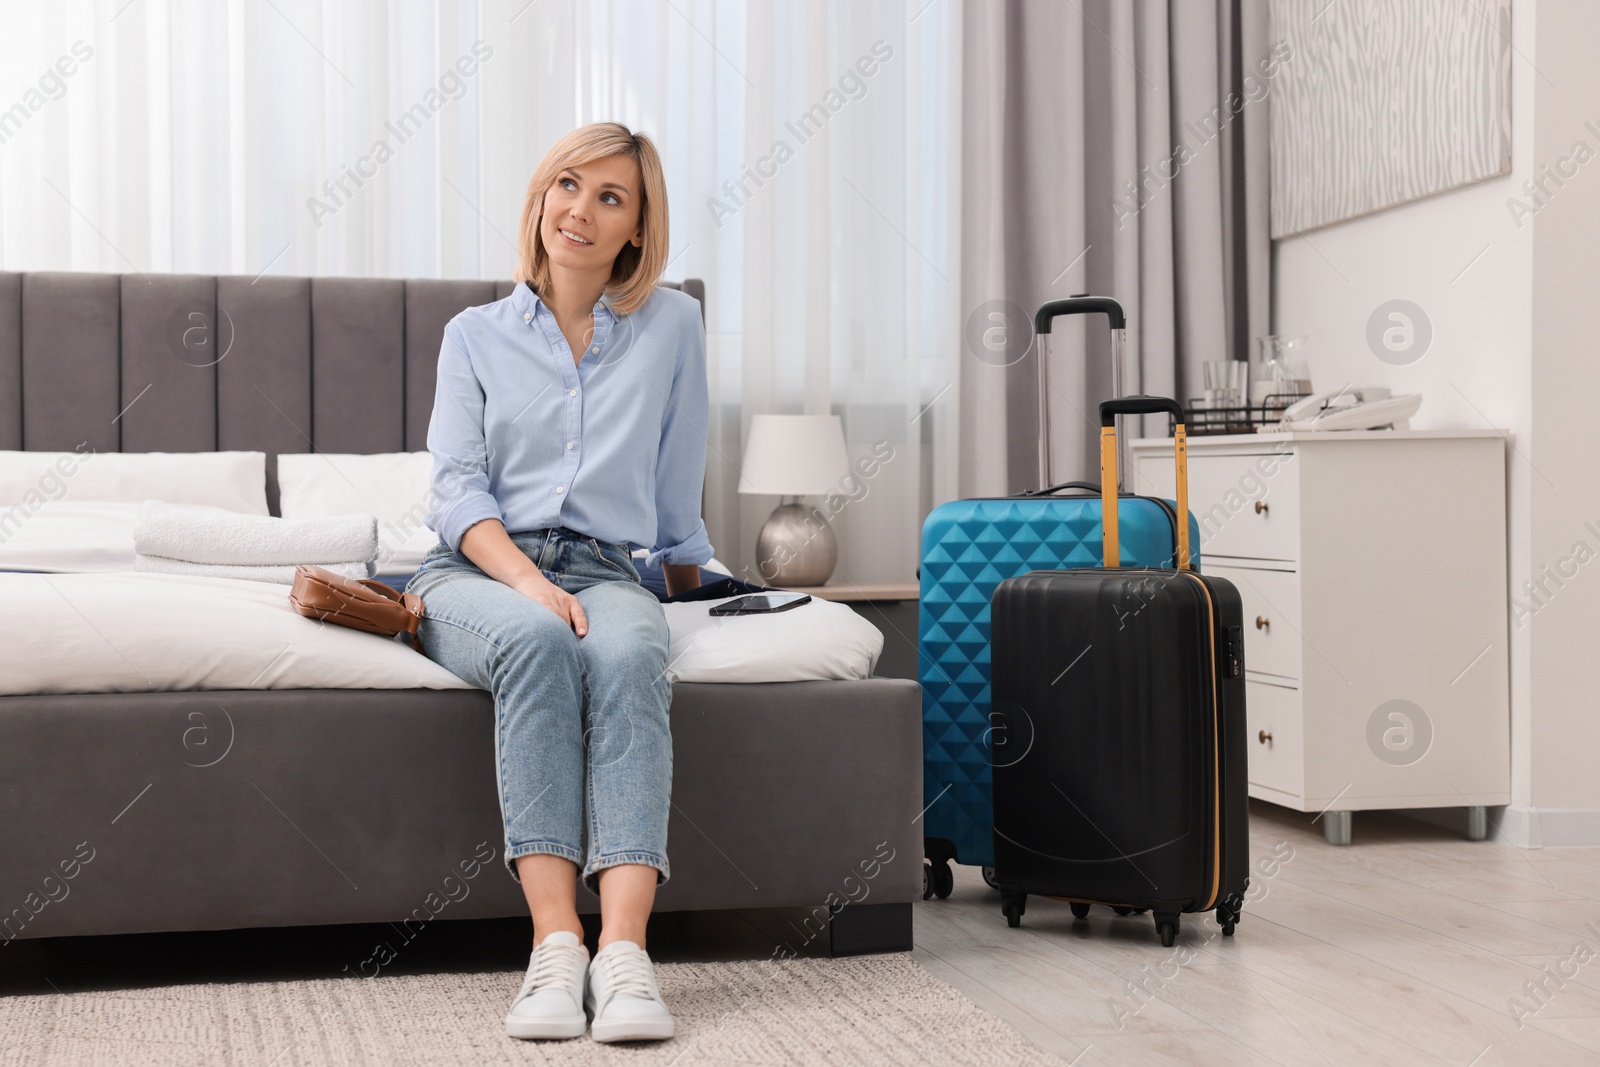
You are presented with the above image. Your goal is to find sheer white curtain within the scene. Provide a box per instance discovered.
[0,0,960,584]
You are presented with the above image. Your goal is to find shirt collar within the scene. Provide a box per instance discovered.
[513,280,618,324]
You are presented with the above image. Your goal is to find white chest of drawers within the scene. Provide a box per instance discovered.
[1128,430,1511,844]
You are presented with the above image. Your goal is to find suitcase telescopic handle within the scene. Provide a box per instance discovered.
[1034,297,1127,334]
[1098,396,1189,572]
[1033,296,1129,492]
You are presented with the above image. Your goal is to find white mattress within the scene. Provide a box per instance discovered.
[0,573,884,696]
[0,571,474,696]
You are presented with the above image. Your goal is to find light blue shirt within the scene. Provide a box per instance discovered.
[425,282,714,568]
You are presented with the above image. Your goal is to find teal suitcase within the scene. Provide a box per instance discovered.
[918,296,1200,897]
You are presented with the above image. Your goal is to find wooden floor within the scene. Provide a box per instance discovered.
[911,800,1600,1066]
[11,800,1600,1065]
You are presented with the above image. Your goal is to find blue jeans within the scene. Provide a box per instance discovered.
[408,526,673,892]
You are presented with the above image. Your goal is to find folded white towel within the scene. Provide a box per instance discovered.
[134,500,378,566]
[133,554,375,585]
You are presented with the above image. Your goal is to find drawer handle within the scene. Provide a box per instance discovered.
[1255,615,1270,631]
[1254,500,1269,515]
[1258,730,1273,744]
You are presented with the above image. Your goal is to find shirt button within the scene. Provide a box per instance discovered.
[568,388,577,397]
[590,346,599,354]
[566,441,574,450]
[523,312,531,322]
[555,486,565,494]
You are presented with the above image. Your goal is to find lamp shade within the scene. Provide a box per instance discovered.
[737,414,850,495]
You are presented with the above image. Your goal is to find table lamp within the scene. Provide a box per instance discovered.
[738,414,850,586]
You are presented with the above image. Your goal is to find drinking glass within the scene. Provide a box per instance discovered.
[1253,336,1312,406]
[1203,360,1247,406]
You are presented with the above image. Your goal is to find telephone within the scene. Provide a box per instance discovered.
[1258,386,1422,433]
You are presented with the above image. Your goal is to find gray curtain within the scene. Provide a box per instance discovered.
[959,0,1271,496]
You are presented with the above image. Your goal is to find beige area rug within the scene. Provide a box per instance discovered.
[3,955,1066,1067]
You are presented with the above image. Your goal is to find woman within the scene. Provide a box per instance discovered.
[408,122,709,1044]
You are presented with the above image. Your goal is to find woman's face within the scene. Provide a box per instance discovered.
[540,152,644,275]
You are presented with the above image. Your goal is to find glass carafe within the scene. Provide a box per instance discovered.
[1252,335,1312,408]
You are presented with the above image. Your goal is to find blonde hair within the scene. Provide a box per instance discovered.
[514,122,668,316]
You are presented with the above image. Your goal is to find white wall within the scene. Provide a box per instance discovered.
[1525,0,1600,842]
[1272,0,1558,843]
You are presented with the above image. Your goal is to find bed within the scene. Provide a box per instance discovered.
[0,270,921,955]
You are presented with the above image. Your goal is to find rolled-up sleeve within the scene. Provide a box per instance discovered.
[645,310,714,568]
[426,324,503,553]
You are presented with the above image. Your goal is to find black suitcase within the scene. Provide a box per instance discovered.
[989,396,1249,948]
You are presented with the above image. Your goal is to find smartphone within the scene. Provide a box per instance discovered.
[708,593,812,616]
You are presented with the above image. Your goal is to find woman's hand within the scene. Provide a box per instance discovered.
[511,571,589,637]
[457,520,589,637]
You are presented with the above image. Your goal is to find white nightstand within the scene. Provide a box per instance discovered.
[1129,430,1511,845]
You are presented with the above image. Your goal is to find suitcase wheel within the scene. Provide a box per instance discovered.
[1216,896,1242,937]
[981,866,999,890]
[923,859,954,900]
[1155,912,1179,948]
[1002,893,1026,928]
[1112,906,1146,917]
[1069,902,1091,920]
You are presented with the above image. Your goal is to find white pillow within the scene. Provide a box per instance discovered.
[278,452,731,578]
[277,452,436,574]
[0,450,268,514]
[659,594,884,682]
[0,500,239,573]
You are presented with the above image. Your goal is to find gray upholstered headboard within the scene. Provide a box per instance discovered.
[0,272,705,514]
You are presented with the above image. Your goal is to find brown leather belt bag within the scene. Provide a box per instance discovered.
[288,564,426,654]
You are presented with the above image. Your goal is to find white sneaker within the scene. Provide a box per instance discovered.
[505,930,589,1040]
[585,940,674,1042]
